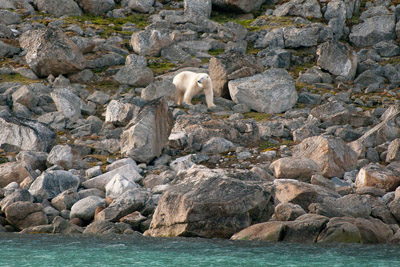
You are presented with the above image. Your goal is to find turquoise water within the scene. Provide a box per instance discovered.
[0,233,399,266]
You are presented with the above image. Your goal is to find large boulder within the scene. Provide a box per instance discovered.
[317,40,358,81]
[130,28,173,56]
[128,0,155,13]
[36,0,82,17]
[5,201,48,230]
[274,179,340,212]
[0,189,33,212]
[274,0,322,19]
[349,14,396,47]
[95,188,152,222]
[269,157,320,182]
[47,145,88,170]
[185,0,211,17]
[70,196,105,221]
[170,114,260,150]
[209,51,262,98]
[231,221,286,241]
[77,0,115,15]
[317,217,362,243]
[141,80,177,102]
[114,54,154,87]
[82,161,142,191]
[293,135,358,178]
[105,100,140,127]
[212,0,264,13]
[0,114,56,153]
[105,174,140,199]
[283,25,321,48]
[0,161,33,188]
[121,98,173,164]
[355,163,400,192]
[228,68,298,113]
[19,26,86,77]
[29,170,80,201]
[145,166,275,238]
[0,10,21,25]
[50,88,83,120]
[0,40,20,58]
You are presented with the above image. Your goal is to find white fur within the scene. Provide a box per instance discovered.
[172,71,216,108]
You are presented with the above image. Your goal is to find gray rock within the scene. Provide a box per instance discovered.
[105,100,139,127]
[324,0,347,20]
[114,54,154,87]
[127,0,154,13]
[281,214,330,243]
[141,80,177,102]
[317,40,358,81]
[29,170,80,201]
[86,52,125,69]
[131,28,173,56]
[0,0,34,14]
[52,216,83,234]
[47,145,88,170]
[12,85,39,110]
[36,0,82,17]
[70,196,105,221]
[0,24,13,39]
[145,166,275,238]
[0,114,56,153]
[121,98,173,164]
[5,201,48,230]
[259,48,291,69]
[273,202,306,221]
[185,0,211,17]
[283,25,320,48]
[105,173,140,199]
[255,28,284,49]
[0,161,33,188]
[82,163,142,191]
[228,68,298,114]
[51,189,80,211]
[77,188,105,199]
[95,188,152,221]
[19,26,86,77]
[209,51,262,98]
[349,14,396,47]
[373,40,400,57]
[0,189,33,212]
[78,0,115,15]
[106,158,139,173]
[50,88,82,120]
[87,91,110,105]
[0,40,20,58]
[270,157,321,182]
[212,0,264,13]
[201,137,235,154]
[286,0,322,19]
[0,10,21,25]
[293,135,358,178]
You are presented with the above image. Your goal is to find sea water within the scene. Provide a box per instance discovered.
[0,233,399,267]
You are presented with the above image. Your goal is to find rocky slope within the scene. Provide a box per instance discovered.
[1,0,400,244]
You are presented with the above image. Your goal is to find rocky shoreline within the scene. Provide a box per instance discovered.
[1,0,400,244]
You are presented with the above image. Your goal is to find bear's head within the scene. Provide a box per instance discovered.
[197,73,211,88]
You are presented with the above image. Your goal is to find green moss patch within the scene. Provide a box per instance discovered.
[0,73,41,84]
[243,112,273,122]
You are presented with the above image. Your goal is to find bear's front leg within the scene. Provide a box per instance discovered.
[183,89,195,105]
[205,88,216,108]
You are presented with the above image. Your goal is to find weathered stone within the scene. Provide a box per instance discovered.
[229,68,297,114]
[355,163,400,192]
[51,189,80,211]
[282,214,330,243]
[128,0,154,13]
[78,0,115,15]
[121,98,173,164]
[50,88,83,120]
[270,157,320,182]
[119,211,147,230]
[274,179,340,211]
[131,28,173,56]
[0,10,21,25]
[311,174,336,190]
[293,136,357,178]
[317,217,362,243]
[0,114,56,153]
[19,26,86,77]
[317,40,358,81]
[0,161,33,188]
[184,0,211,17]
[0,189,33,212]
[141,80,177,102]
[201,137,236,154]
[95,188,152,222]
[105,173,139,199]
[114,54,154,87]
[83,220,120,234]
[145,166,275,238]
[273,202,306,221]
[37,0,82,17]
[283,25,320,48]
[212,0,264,13]
[230,221,286,241]
[0,40,20,58]
[70,196,105,221]
[105,100,139,127]
[29,170,80,201]
[209,51,262,98]
[47,145,88,170]
[83,163,142,191]
[349,15,396,47]
[52,216,83,234]
[5,201,48,230]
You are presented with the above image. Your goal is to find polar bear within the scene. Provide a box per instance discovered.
[172,71,216,108]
